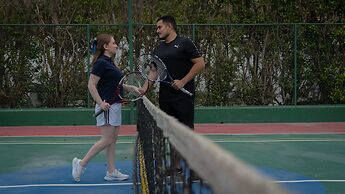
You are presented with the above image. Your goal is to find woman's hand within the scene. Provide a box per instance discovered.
[124,84,146,95]
[100,100,111,110]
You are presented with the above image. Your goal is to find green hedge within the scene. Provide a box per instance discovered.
[1,105,344,126]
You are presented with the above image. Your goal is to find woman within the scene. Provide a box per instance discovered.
[72,34,129,182]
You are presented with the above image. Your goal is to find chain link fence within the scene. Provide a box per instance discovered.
[0,23,344,108]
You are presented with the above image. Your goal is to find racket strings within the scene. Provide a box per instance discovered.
[121,72,147,101]
[140,56,167,82]
[154,63,167,81]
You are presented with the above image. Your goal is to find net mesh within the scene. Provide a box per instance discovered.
[133,97,290,194]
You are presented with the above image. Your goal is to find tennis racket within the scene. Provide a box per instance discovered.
[93,72,148,117]
[138,54,193,96]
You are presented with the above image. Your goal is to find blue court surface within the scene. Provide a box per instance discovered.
[0,161,133,194]
[0,160,326,194]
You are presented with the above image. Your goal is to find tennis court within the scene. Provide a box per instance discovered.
[0,122,344,194]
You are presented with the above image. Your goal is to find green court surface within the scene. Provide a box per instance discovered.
[0,134,344,194]
[208,134,345,194]
[0,136,135,174]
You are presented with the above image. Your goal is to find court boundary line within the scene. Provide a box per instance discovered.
[274,180,345,183]
[0,142,134,145]
[0,138,345,145]
[0,131,345,138]
[1,179,345,189]
[213,139,345,143]
[0,135,136,138]
[0,183,132,189]
[202,132,345,135]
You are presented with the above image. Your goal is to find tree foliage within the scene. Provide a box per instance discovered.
[0,0,344,107]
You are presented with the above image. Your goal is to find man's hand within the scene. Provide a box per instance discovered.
[171,79,186,90]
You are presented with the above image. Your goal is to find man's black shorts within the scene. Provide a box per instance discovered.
[159,98,194,129]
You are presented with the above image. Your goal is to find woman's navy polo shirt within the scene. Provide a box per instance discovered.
[91,55,123,104]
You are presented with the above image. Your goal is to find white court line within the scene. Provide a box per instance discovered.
[0,141,134,145]
[204,132,345,135]
[273,180,345,183]
[213,139,345,143]
[0,132,344,138]
[0,183,132,189]
[0,139,344,145]
[0,135,136,138]
[1,180,345,189]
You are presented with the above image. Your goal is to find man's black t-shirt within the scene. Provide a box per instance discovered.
[153,36,202,102]
[91,55,123,104]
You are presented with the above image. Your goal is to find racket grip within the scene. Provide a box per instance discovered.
[93,109,104,117]
[180,87,193,96]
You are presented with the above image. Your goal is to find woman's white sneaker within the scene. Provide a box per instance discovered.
[72,158,84,182]
[104,169,129,181]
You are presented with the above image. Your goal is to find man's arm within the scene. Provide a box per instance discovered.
[172,56,205,90]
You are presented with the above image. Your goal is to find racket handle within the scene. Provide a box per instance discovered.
[180,87,193,96]
[93,109,104,117]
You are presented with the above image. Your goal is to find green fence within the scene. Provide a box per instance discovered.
[0,23,344,108]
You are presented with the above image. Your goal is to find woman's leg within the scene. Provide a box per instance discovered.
[105,126,119,173]
[80,125,116,167]
[102,125,129,181]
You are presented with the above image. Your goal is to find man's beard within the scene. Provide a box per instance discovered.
[159,33,169,40]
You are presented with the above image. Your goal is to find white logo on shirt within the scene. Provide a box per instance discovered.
[174,44,179,48]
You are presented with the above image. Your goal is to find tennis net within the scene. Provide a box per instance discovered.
[133,97,289,194]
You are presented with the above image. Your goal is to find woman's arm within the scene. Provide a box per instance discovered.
[88,74,110,110]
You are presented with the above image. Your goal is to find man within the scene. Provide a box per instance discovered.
[153,15,205,129]
[153,15,205,181]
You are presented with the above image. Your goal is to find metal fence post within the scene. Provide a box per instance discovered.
[86,24,91,108]
[293,24,298,105]
[128,0,135,124]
